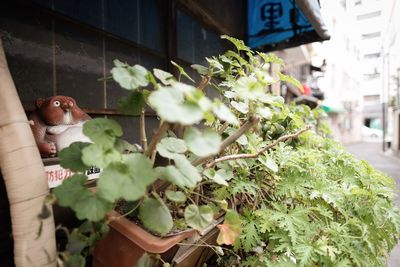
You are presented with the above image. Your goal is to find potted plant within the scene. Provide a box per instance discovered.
[50,35,400,267]
[49,35,306,266]
[203,123,400,266]
[51,36,271,266]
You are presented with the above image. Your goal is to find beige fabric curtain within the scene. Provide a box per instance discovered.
[0,39,56,266]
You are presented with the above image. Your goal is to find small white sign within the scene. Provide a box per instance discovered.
[46,164,101,188]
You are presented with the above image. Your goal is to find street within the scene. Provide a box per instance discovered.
[345,142,400,267]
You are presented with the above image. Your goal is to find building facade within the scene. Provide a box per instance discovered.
[383,0,400,154]
[313,0,364,144]
[0,0,245,145]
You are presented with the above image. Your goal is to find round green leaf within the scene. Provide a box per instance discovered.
[184,127,221,157]
[53,174,88,208]
[231,101,249,114]
[111,64,149,90]
[221,35,251,52]
[156,137,187,159]
[171,60,194,82]
[98,154,157,202]
[59,142,91,172]
[191,64,208,75]
[65,255,85,267]
[74,192,112,222]
[118,91,145,116]
[212,100,239,126]
[184,204,214,231]
[114,139,142,153]
[259,155,278,173]
[257,107,272,119]
[203,169,233,186]
[83,118,123,148]
[233,76,264,100]
[139,197,173,236]
[156,154,202,188]
[82,144,122,168]
[153,68,175,85]
[53,174,112,221]
[148,87,203,125]
[216,209,241,245]
[135,252,155,267]
[165,190,187,203]
[173,82,197,95]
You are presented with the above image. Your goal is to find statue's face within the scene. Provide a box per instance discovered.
[37,96,82,126]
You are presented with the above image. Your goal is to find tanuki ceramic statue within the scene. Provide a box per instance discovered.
[30,95,91,157]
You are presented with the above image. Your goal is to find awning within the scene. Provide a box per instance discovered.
[247,0,330,51]
[321,99,345,113]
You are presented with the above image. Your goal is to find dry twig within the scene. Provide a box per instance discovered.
[217,121,230,135]
[205,125,311,168]
[192,115,260,166]
[144,121,170,157]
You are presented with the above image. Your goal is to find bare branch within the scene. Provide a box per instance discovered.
[205,126,311,168]
[217,121,229,135]
[219,115,260,152]
[144,121,170,157]
[192,115,260,166]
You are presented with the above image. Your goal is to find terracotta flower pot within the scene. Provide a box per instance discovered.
[92,210,196,267]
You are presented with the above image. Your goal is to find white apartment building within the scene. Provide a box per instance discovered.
[314,0,394,145]
[383,0,400,154]
[354,0,385,129]
[315,0,364,144]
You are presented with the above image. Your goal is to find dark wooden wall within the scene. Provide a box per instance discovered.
[0,0,245,264]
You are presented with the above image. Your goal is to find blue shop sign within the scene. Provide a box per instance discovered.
[248,0,330,50]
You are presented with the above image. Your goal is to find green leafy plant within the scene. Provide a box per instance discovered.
[51,36,400,267]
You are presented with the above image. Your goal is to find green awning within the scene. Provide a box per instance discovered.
[321,100,345,113]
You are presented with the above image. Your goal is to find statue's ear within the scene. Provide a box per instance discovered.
[35,98,45,108]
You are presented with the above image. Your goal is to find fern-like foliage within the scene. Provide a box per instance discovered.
[204,36,400,267]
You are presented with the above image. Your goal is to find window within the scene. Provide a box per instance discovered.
[0,0,167,143]
[356,11,381,20]
[364,95,380,102]
[364,52,380,59]
[364,73,380,79]
[340,0,346,9]
[361,32,381,40]
[176,9,226,65]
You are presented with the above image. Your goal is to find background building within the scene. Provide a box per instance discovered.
[354,0,385,131]
[306,0,396,145]
[383,0,400,154]
[308,0,363,144]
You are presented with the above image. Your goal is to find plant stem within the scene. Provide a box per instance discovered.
[205,126,311,168]
[217,121,229,134]
[176,241,241,259]
[191,115,260,166]
[197,75,211,91]
[106,200,142,224]
[190,191,220,204]
[140,109,148,151]
[144,121,170,157]
[219,115,260,152]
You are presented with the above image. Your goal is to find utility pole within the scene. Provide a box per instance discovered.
[381,48,387,152]
[397,68,400,107]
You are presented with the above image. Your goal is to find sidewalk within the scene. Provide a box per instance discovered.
[345,142,400,267]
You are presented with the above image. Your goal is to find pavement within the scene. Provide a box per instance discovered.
[345,142,400,267]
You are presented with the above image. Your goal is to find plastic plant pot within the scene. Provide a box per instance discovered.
[92,210,196,267]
